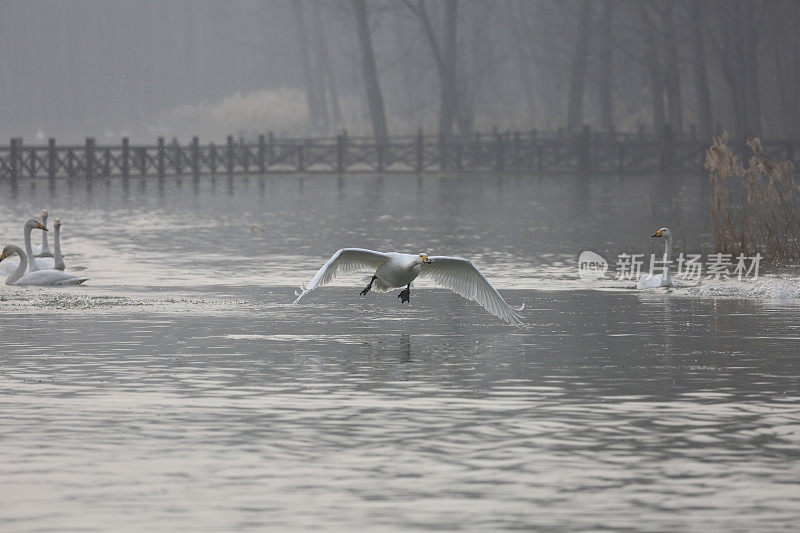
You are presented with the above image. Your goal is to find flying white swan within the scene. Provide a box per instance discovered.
[53,219,66,271]
[0,218,54,275]
[637,227,676,289]
[35,210,53,257]
[0,245,88,286]
[293,248,524,325]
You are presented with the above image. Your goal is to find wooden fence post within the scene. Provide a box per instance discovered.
[157,137,166,179]
[439,133,447,172]
[377,138,385,172]
[415,128,424,173]
[85,137,96,180]
[173,138,182,175]
[48,138,56,181]
[121,137,130,179]
[258,134,266,174]
[138,147,146,175]
[495,132,505,172]
[337,133,346,173]
[9,138,18,181]
[67,148,75,179]
[226,135,234,175]
[578,124,591,172]
[191,136,200,178]
[267,131,275,167]
[103,148,111,177]
[239,136,249,173]
[298,141,305,172]
[210,143,217,174]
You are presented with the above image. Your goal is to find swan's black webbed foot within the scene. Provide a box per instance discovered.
[397,285,411,304]
[360,275,377,296]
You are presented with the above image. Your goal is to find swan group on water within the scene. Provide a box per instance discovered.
[0,210,87,286]
[0,207,679,324]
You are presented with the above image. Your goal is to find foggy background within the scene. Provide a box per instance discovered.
[1,0,798,144]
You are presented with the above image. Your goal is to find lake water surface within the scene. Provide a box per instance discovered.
[1,173,799,531]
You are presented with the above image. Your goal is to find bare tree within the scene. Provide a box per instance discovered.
[597,0,614,132]
[640,4,665,135]
[566,0,592,132]
[690,0,713,140]
[351,0,389,141]
[401,0,470,136]
[662,2,682,135]
[293,1,323,134]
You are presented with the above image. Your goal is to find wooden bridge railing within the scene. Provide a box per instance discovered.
[0,128,797,180]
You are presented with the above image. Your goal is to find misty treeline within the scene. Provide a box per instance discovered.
[1,0,798,144]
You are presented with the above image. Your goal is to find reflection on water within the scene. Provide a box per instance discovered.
[1,175,799,530]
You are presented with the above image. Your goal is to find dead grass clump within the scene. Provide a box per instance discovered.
[706,135,800,263]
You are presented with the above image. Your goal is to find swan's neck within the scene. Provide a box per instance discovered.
[662,235,673,284]
[54,226,65,270]
[24,226,38,272]
[5,247,27,285]
[41,215,51,254]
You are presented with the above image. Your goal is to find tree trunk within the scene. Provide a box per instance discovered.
[662,3,682,135]
[439,0,458,137]
[566,1,592,132]
[351,0,389,142]
[641,7,665,136]
[597,0,614,132]
[742,0,761,137]
[690,0,713,141]
[311,1,341,132]
[510,2,538,119]
[293,1,321,134]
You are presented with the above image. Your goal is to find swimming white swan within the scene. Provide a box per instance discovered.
[35,210,53,257]
[637,227,676,289]
[0,245,87,286]
[0,218,54,275]
[53,219,66,271]
[293,248,524,325]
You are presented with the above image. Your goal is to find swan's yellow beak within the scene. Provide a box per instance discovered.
[651,230,664,238]
[37,222,48,232]
[0,249,7,262]
[422,254,432,264]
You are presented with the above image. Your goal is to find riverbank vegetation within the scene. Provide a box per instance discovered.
[706,136,800,263]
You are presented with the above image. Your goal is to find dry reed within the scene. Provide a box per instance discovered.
[706,135,800,263]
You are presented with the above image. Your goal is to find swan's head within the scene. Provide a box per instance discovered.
[42,210,48,220]
[419,253,432,264]
[0,246,15,262]
[651,228,671,239]
[24,218,48,232]
[54,219,61,229]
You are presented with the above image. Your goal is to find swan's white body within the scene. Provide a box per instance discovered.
[0,245,87,286]
[293,248,524,325]
[36,210,53,257]
[637,227,676,289]
[0,218,54,274]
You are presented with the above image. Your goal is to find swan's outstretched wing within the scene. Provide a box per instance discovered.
[293,248,390,304]
[420,256,524,326]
